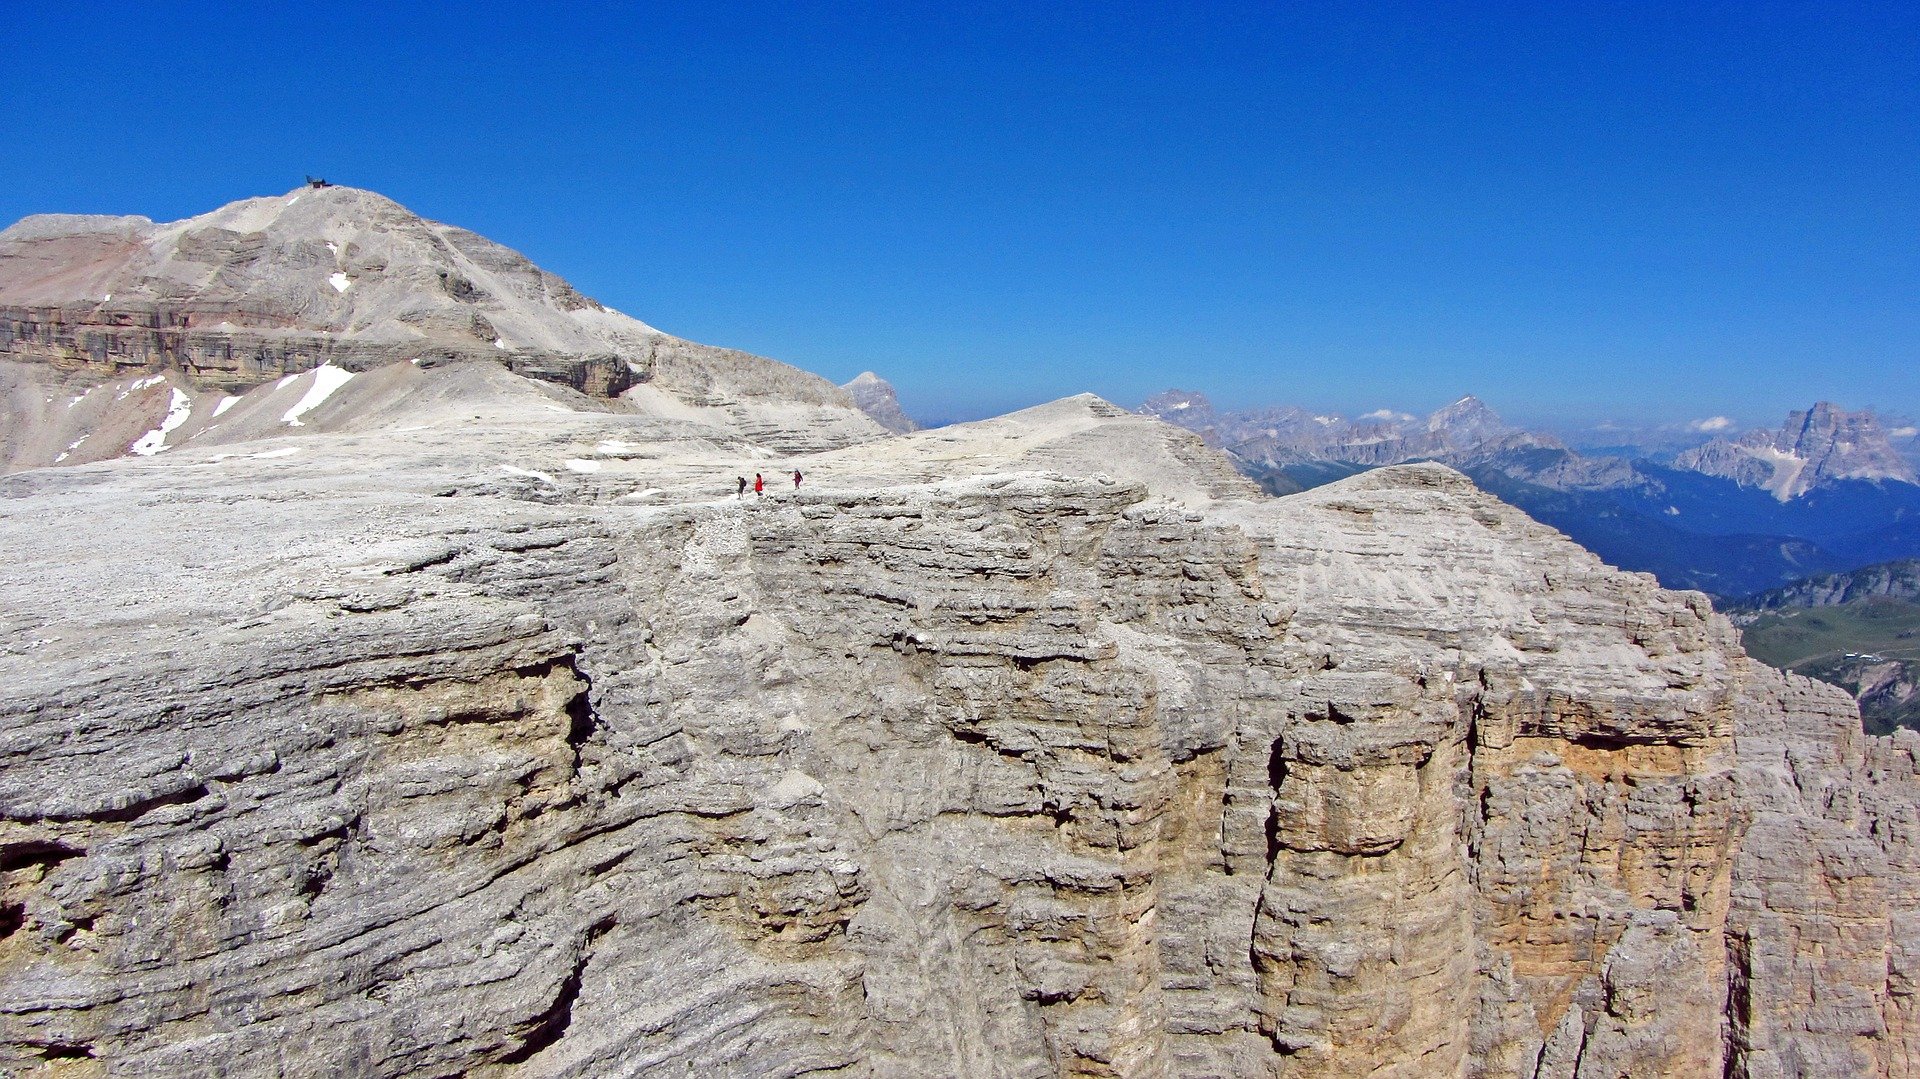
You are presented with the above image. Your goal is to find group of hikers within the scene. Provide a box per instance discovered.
[736,470,803,498]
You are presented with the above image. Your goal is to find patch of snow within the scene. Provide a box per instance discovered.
[329,272,352,293]
[288,195,300,205]
[212,396,239,417]
[277,372,301,389]
[281,364,355,426]
[252,447,301,459]
[501,465,560,486]
[116,374,167,400]
[409,357,422,365]
[65,435,88,451]
[1742,444,1809,500]
[1171,401,1191,411]
[102,292,112,302]
[129,389,193,455]
[564,458,603,473]
[326,241,338,255]
[494,338,508,350]
[617,488,664,502]
[1892,426,1918,440]
[1313,415,1341,425]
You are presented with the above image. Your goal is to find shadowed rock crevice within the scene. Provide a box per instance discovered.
[497,914,616,1065]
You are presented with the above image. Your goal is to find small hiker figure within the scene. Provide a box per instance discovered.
[736,475,747,498]
[792,469,803,489]
[753,473,765,498]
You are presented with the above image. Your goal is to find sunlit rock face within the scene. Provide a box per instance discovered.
[0,187,886,470]
[2,190,1916,1078]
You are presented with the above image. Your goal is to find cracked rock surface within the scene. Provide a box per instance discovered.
[2,365,1915,1078]
[1,189,1914,1078]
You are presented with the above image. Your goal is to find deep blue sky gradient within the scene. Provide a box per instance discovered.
[2,2,1914,429]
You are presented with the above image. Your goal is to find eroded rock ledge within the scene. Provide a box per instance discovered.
[2,464,1915,1077]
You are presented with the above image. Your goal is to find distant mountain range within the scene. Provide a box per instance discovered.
[1142,390,1920,599]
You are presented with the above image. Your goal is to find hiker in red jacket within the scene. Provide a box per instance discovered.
[753,473,764,497]
[792,469,803,489]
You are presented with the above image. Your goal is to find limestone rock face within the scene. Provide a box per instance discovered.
[4,375,1917,1076]
[1,193,1915,1076]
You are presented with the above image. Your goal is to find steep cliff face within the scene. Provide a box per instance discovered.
[2,190,1914,1077]
[4,394,1915,1076]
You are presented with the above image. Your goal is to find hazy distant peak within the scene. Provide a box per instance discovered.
[1674,402,1917,499]
[840,370,920,433]
[1425,394,1500,431]
[0,212,156,242]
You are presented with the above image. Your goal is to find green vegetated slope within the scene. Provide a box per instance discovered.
[1738,596,1920,735]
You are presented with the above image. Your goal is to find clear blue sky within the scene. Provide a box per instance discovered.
[3,2,1914,428]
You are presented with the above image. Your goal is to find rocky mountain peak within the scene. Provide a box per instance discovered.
[1140,388,1217,423]
[1426,393,1494,427]
[1675,402,1917,500]
[0,185,666,395]
[840,370,921,433]
[0,187,889,470]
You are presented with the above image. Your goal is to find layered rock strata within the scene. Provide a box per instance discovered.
[4,438,1915,1075]
[1,187,1913,1078]
[0,188,868,425]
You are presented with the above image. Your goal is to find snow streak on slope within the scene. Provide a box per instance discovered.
[129,389,192,455]
[282,365,355,427]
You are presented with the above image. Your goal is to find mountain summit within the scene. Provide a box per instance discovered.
[1674,402,1918,500]
[0,186,884,468]
[840,371,921,433]
[0,185,852,412]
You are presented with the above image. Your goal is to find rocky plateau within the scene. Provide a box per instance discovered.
[1,189,1916,1078]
